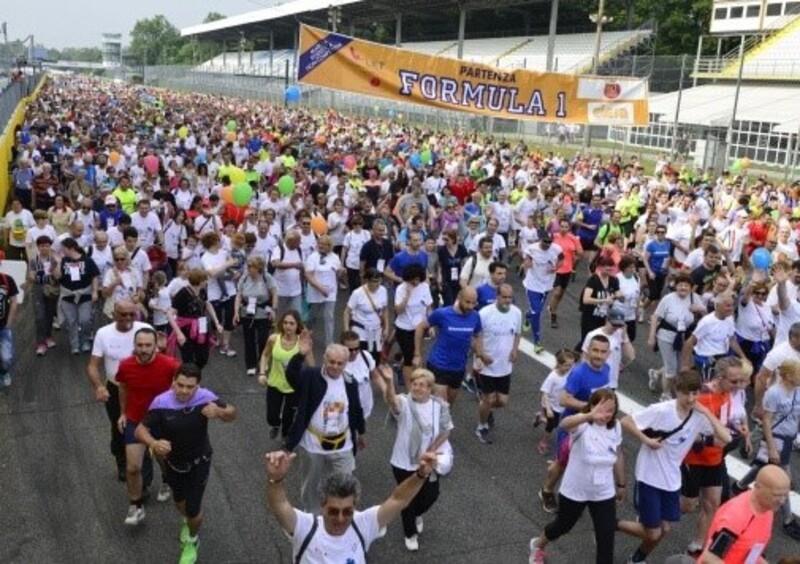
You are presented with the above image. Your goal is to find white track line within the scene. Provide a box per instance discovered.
[517,338,800,517]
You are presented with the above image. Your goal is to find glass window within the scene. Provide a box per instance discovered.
[766,3,782,16]
[731,6,744,17]
[787,2,800,14]
[715,7,728,19]
[746,5,761,17]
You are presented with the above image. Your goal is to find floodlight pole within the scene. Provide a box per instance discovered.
[582,0,608,154]
[724,35,746,166]
[671,54,687,159]
[457,5,466,60]
[546,0,559,72]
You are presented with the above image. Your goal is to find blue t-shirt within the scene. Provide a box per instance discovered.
[561,361,610,418]
[578,206,604,241]
[427,306,482,371]
[389,251,428,278]
[645,239,672,275]
[476,283,498,309]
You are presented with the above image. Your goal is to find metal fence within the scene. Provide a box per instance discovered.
[0,74,41,131]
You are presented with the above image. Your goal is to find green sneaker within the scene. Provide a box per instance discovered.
[179,521,190,543]
[523,320,531,332]
[179,538,198,564]
[533,342,544,354]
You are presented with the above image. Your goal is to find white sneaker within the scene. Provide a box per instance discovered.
[404,535,419,551]
[659,393,672,402]
[415,516,423,534]
[157,483,172,502]
[246,368,256,376]
[647,369,660,392]
[124,505,145,526]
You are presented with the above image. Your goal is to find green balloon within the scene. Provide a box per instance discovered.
[731,159,743,173]
[277,175,296,196]
[421,149,432,165]
[226,119,237,132]
[232,182,253,207]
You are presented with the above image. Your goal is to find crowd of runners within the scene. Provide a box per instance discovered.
[2,74,800,563]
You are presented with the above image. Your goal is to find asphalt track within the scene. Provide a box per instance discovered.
[1,268,799,563]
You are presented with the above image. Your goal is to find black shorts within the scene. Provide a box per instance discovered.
[428,363,464,389]
[478,374,511,395]
[554,272,572,290]
[395,327,415,366]
[165,457,211,518]
[647,272,668,302]
[212,298,235,331]
[580,238,598,252]
[545,412,560,432]
[680,463,725,498]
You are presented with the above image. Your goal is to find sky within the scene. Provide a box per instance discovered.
[3,0,286,49]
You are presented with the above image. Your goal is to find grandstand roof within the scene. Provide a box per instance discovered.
[649,84,800,131]
[181,0,551,41]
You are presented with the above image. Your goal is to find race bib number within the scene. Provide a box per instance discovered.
[198,316,208,334]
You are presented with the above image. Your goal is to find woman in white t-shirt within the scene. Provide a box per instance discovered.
[529,389,624,564]
[341,216,371,292]
[735,279,775,379]
[615,255,641,342]
[377,367,452,552]
[200,231,237,356]
[304,236,343,347]
[102,248,146,320]
[393,263,433,386]
[647,273,703,400]
[343,268,389,359]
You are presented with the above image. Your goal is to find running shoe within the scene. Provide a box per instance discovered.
[124,505,145,526]
[538,489,557,513]
[415,516,424,534]
[180,521,190,543]
[534,342,544,354]
[647,369,660,392]
[550,312,558,329]
[475,426,493,444]
[685,542,703,557]
[523,320,531,332]
[246,368,256,376]
[461,377,478,395]
[529,538,546,564]
[36,343,47,356]
[180,538,199,564]
[404,535,419,552]
[157,483,172,502]
[45,337,57,348]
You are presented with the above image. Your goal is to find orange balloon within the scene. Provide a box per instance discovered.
[109,151,121,165]
[310,215,328,236]
[226,131,236,142]
[220,184,234,205]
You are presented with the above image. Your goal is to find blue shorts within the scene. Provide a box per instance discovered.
[635,481,681,529]
[124,420,141,445]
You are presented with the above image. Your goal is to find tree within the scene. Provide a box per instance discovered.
[129,15,185,65]
[203,12,226,23]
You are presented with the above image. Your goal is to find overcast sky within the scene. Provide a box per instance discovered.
[3,0,284,49]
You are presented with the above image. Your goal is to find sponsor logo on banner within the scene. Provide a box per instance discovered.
[587,102,635,125]
[296,24,649,126]
[577,77,647,101]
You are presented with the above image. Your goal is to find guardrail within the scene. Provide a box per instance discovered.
[694,56,800,78]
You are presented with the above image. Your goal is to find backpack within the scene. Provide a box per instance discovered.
[295,518,366,564]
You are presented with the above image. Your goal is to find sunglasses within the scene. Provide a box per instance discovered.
[325,507,354,518]
[116,312,136,318]
[114,257,127,262]
[753,291,767,296]
[347,346,361,353]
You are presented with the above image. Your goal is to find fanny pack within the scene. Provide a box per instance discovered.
[309,427,348,452]
[166,454,211,474]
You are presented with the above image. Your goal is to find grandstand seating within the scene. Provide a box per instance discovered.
[720,17,800,79]
[194,29,652,76]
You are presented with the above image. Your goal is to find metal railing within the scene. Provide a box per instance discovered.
[696,56,800,78]
[0,73,42,132]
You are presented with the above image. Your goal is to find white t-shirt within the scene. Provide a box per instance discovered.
[654,292,701,340]
[102,268,144,304]
[129,247,152,278]
[130,211,162,249]
[271,246,304,298]
[761,341,800,373]
[149,287,171,326]
[25,224,57,250]
[305,252,341,304]
[90,245,114,279]
[631,401,713,491]
[201,250,236,302]
[347,286,387,344]
[616,273,640,321]
[167,277,189,298]
[479,303,522,377]
[582,327,625,388]
[459,254,492,288]
[540,369,568,414]
[346,350,376,420]
[775,300,800,345]
[91,321,152,384]
[162,219,187,260]
[342,229,371,270]
[291,506,385,564]
[301,374,352,455]
[394,282,433,331]
[489,201,513,233]
[735,299,775,342]
[522,243,562,293]
[468,231,506,259]
[692,313,735,356]
[193,214,222,236]
[559,421,622,502]
[6,209,35,248]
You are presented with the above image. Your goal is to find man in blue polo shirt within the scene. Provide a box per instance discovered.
[576,194,605,261]
[476,261,508,309]
[413,287,486,404]
[642,224,672,316]
[538,334,611,513]
[385,230,428,284]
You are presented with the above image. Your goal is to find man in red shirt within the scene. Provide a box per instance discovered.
[699,465,789,563]
[449,172,475,205]
[116,327,180,526]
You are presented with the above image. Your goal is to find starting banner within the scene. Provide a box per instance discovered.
[297,24,649,126]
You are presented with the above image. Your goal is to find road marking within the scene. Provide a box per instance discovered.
[517,338,800,517]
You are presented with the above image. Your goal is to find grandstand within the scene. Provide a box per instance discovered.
[191,29,653,77]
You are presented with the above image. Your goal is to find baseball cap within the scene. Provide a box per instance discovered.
[607,304,626,327]
[105,195,117,205]
[540,232,553,244]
